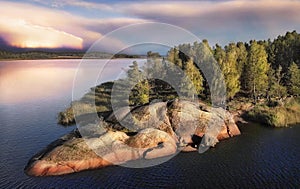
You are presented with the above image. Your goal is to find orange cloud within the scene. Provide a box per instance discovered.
[3,0,299,50]
[0,1,146,49]
[0,18,83,49]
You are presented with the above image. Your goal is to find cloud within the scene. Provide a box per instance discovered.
[118,0,300,20]
[115,0,300,44]
[0,18,83,49]
[33,0,112,10]
[0,1,147,49]
[2,0,300,50]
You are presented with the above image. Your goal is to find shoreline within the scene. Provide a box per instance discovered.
[229,97,300,128]
[25,97,300,176]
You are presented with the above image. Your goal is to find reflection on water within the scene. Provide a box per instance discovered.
[0,59,142,104]
[0,59,299,188]
[0,60,75,104]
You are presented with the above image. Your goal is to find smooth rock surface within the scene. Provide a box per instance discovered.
[25,100,241,176]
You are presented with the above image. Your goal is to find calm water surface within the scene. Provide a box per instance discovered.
[0,59,299,188]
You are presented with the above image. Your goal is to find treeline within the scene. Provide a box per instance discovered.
[58,31,300,126]
[127,31,300,105]
[59,31,300,126]
[0,50,141,60]
[219,31,300,101]
[0,51,85,60]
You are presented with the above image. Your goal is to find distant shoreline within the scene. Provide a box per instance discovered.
[0,50,143,61]
[0,57,146,61]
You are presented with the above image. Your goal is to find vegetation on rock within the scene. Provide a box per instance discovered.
[245,97,300,127]
[59,31,300,128]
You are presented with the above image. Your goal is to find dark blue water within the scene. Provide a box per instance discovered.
[0,60,299,188]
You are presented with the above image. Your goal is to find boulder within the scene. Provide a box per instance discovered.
[169,100,241,151]
[25,128,177,176]
[25,99,241,176]
[126,128,177,159]
[25,137,111,176]
[118,101,177,139]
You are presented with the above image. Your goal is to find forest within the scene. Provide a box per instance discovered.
[130,30,300,104]
[59,31,300,127]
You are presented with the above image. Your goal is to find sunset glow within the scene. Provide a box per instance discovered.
[1,0,300,50]
[0,18,83,49]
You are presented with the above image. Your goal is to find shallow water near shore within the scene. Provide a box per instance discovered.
[0,60,299,188]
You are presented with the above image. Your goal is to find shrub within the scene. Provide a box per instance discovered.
[245,97,300,127]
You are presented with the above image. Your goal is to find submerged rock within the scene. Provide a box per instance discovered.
[25,99,241,176]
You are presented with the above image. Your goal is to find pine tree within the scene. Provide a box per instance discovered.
[144,52,166,99]
[245,41,270,102]
[214,44,226,66]
[214,43,240,99]
[236,42,248,91]
[127,61,150,105]
[127,61,142,83]
[180,58,204,99]
[167,47,182,69]
[267,66,287,100]
[224,43,240,99]
[287,62,300,96]
[193,40,216,99]
[135,80,150,104]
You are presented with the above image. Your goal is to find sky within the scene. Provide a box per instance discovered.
[1,0,300,53]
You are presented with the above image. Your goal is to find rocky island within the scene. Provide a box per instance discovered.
[25,99,240,176]
[25,31,300,176]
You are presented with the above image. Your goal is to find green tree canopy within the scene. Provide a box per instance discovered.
[127,61,150,105]
[180,58,204,99]
[267,66,287,99]
[287,62,300,96]
[214,43,240,99]
[245,41,270,102]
